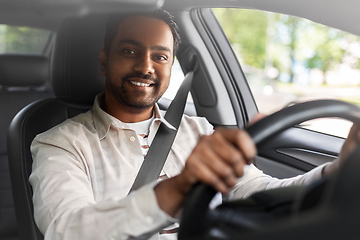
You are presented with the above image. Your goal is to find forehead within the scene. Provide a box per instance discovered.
[112,15,174,52]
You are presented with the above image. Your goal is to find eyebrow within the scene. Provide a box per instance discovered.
[117,39,172,53]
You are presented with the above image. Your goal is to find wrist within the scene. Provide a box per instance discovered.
[154,176,189,217]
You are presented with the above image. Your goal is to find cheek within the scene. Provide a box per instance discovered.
[161,78,170,92]
[106,55,131,76]
[158,65,172,84]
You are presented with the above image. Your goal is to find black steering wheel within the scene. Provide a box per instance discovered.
[178,99,360,240]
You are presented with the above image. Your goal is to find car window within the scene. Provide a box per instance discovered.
[213,8,360,138]
[163,57,193,103]
[0,24,51,54]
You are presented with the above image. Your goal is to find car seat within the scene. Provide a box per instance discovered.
[7,15,107,240]
[0,54,53,240]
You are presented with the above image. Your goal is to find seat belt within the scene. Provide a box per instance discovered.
[129,71,194,192]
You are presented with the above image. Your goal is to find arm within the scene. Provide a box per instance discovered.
[248,113,360,177]
[31,138,174,240]
[230,124,360,200]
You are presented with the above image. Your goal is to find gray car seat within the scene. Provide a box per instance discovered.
[0,54,53,240]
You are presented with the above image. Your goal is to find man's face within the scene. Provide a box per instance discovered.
[101,16,174,111]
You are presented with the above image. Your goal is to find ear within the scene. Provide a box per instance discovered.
[99,48,108,77]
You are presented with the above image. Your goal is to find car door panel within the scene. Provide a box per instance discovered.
[255,156,306,178]
[255,127,344,178]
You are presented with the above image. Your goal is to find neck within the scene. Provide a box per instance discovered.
[103,93,154,123]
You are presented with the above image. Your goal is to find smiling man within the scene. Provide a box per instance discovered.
[100,15,173,122]
[30,9,360,240]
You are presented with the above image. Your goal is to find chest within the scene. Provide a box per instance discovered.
[84,129,199,201]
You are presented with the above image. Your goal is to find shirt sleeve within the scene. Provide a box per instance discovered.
[30,137,175,240]
[228,163,330,199]
[186,116,332,202]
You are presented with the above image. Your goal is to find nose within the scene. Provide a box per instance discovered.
[133,53,155,75]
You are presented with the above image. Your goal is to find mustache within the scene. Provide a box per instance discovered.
[122,71,158,82]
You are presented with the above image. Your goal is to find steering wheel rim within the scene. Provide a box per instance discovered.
[178,99,360,240]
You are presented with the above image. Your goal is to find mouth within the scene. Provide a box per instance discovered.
[129,80,154,87]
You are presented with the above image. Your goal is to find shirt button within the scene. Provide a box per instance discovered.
[129,136,136,142]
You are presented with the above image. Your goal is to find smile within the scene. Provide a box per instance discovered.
[130,81,151,87]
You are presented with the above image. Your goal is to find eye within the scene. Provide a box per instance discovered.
[154,55,169,62]
[122,48,136,55]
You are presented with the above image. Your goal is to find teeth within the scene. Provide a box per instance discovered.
[130,81,150,87]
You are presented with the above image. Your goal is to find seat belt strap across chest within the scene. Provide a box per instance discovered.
[129,71,194,192]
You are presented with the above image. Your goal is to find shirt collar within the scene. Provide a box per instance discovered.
[93,93,176,140]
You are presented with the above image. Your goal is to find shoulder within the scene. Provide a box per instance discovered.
[158,107,214,136]
[33,110,95,145]
[179,114,214,136]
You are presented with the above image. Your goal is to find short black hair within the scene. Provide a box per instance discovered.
[104,9,181,58]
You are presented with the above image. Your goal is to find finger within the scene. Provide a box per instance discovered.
[184,139,242,193]
[338,124,360,163]
[349,124,360,142]
[184,155,229,194]
[215,127,257,164]
[199,145,240,186]
[345,124,360,150]
[247,112,267,126]
[207,132,247,178]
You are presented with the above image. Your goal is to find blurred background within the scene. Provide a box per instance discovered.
[213,8,360,138]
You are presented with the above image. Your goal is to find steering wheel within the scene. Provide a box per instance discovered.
[178,99,360,240]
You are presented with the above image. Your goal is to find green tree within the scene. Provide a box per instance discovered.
[213,8,268,69]
[295,21,346,81]
[215,8,360,84]
[0,25,50,54]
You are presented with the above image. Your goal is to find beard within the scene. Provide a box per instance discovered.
[105,71,167,111]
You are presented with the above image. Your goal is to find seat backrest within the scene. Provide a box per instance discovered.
[0,54,53,240]
[7,14,107,240]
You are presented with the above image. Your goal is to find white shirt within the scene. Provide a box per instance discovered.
[30,93,326,240]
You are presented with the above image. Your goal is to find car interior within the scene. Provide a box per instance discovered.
[0,55,54,239]
[1,0,360,239]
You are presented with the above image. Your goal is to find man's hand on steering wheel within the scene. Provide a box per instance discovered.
[323,124,360,175]
[154,127,256,217]
[178,127,256,194]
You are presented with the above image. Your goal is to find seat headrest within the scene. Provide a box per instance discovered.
[0,54,49,86]
[52,14,107,105]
